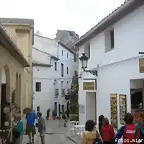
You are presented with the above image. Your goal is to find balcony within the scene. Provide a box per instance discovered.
[62,89,65,97]
[55,89,59,98]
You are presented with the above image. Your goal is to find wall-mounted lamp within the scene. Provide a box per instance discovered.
[79,53,98,76]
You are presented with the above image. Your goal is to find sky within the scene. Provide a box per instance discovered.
[0,0,124,38]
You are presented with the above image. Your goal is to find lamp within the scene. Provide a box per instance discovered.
[79,53,98,76]
[79,53,88,71]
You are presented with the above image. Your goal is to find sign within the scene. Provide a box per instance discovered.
[110,93,118,129]
[83,82,95,90]
[119,94,127,124]
[139,58,144,73]
[79,104,85,113]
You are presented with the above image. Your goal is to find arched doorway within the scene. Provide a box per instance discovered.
[1,65,10,128]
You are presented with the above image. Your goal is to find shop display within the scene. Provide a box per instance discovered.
[110,93,118,129]
[119,94,127,124]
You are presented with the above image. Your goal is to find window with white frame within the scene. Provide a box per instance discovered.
[105,28,115,52]
[67,67,68,74]
[36,82,41,92]
[54,62,57,71]
[84,41,90,58]
[67,53,68,58]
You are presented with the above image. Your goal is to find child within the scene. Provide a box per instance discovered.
[13,114,24,144]
[101,117,114,144]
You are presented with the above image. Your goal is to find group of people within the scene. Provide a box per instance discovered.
[81,112,144,144]
[12,108,46,144]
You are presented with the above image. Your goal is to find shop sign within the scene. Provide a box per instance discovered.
[139,58,144,73]
[83,82,95,90]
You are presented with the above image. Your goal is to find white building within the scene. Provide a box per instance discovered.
[75,0,144,128]
[33,35,76,118]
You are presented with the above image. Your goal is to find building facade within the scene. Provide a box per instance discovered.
[0,24,29,127]
[75,0,144,128]
[33,35,76,118]
[0,18,34,108]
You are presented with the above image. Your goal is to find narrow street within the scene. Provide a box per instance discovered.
[44,133,75,144]
[23,120,76,144]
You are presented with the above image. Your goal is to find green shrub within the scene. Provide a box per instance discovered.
[70,114,79,121]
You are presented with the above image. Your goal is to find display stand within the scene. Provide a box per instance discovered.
[119,94,127,124]
[110,93,118,129]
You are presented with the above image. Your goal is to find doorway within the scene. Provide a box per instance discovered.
[1,84,7,128]
[62,105,64,113]
[86,92,96,122]
[58,104,61,116]
[67,101,70,118]
[130,79,144,112]
[54,102,57,116]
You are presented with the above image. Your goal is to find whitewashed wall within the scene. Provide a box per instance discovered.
[78,4,144,127]
[33,36,76,117]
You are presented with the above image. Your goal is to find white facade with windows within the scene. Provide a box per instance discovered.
[76,0,144,128]
[33,35,76,118]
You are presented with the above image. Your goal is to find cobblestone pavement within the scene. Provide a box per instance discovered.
[22,120,76,144]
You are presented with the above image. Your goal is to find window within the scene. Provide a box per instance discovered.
[67,53,68,58]
[37,106,40,112]
[67,67,68,74]
[61,81,64,89]
[74,53,77,62]
[84,42,90,58]
[67,81,69,84]
[62,50,63,56]
[110,29,114,49]
[105,28,115,52]
[54,80,57,88]
[54,62,57,71]
[61,63,64,77]
[36,82,41,92]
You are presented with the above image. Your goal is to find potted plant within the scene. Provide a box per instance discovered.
[46,109,50,120]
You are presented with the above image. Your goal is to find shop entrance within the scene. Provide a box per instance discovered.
[130,79,144,112]
[86,92,96,122]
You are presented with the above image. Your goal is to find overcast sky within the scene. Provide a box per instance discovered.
[0,0,124,38]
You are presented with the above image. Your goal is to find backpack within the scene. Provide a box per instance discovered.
[138,125,144,136]
[93,131,102,144]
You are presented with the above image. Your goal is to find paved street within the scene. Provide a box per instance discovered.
[22,120,76,144]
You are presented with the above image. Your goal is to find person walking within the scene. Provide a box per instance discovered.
[81,120,103,144]
[13,114,24,144]
[101,117,114,144]
[37,112,46,144]
[113,112,140,144]
[25,108,36,144]
[98,115,104,136]
[62,112,67,127]
[134,111,144,144]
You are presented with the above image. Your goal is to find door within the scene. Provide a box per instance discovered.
[62,105,64,113]
[1,84,6,128]
[59,104,61,116]
[54,102,57,115]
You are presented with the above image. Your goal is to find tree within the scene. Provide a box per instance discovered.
[70,71,79,114]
